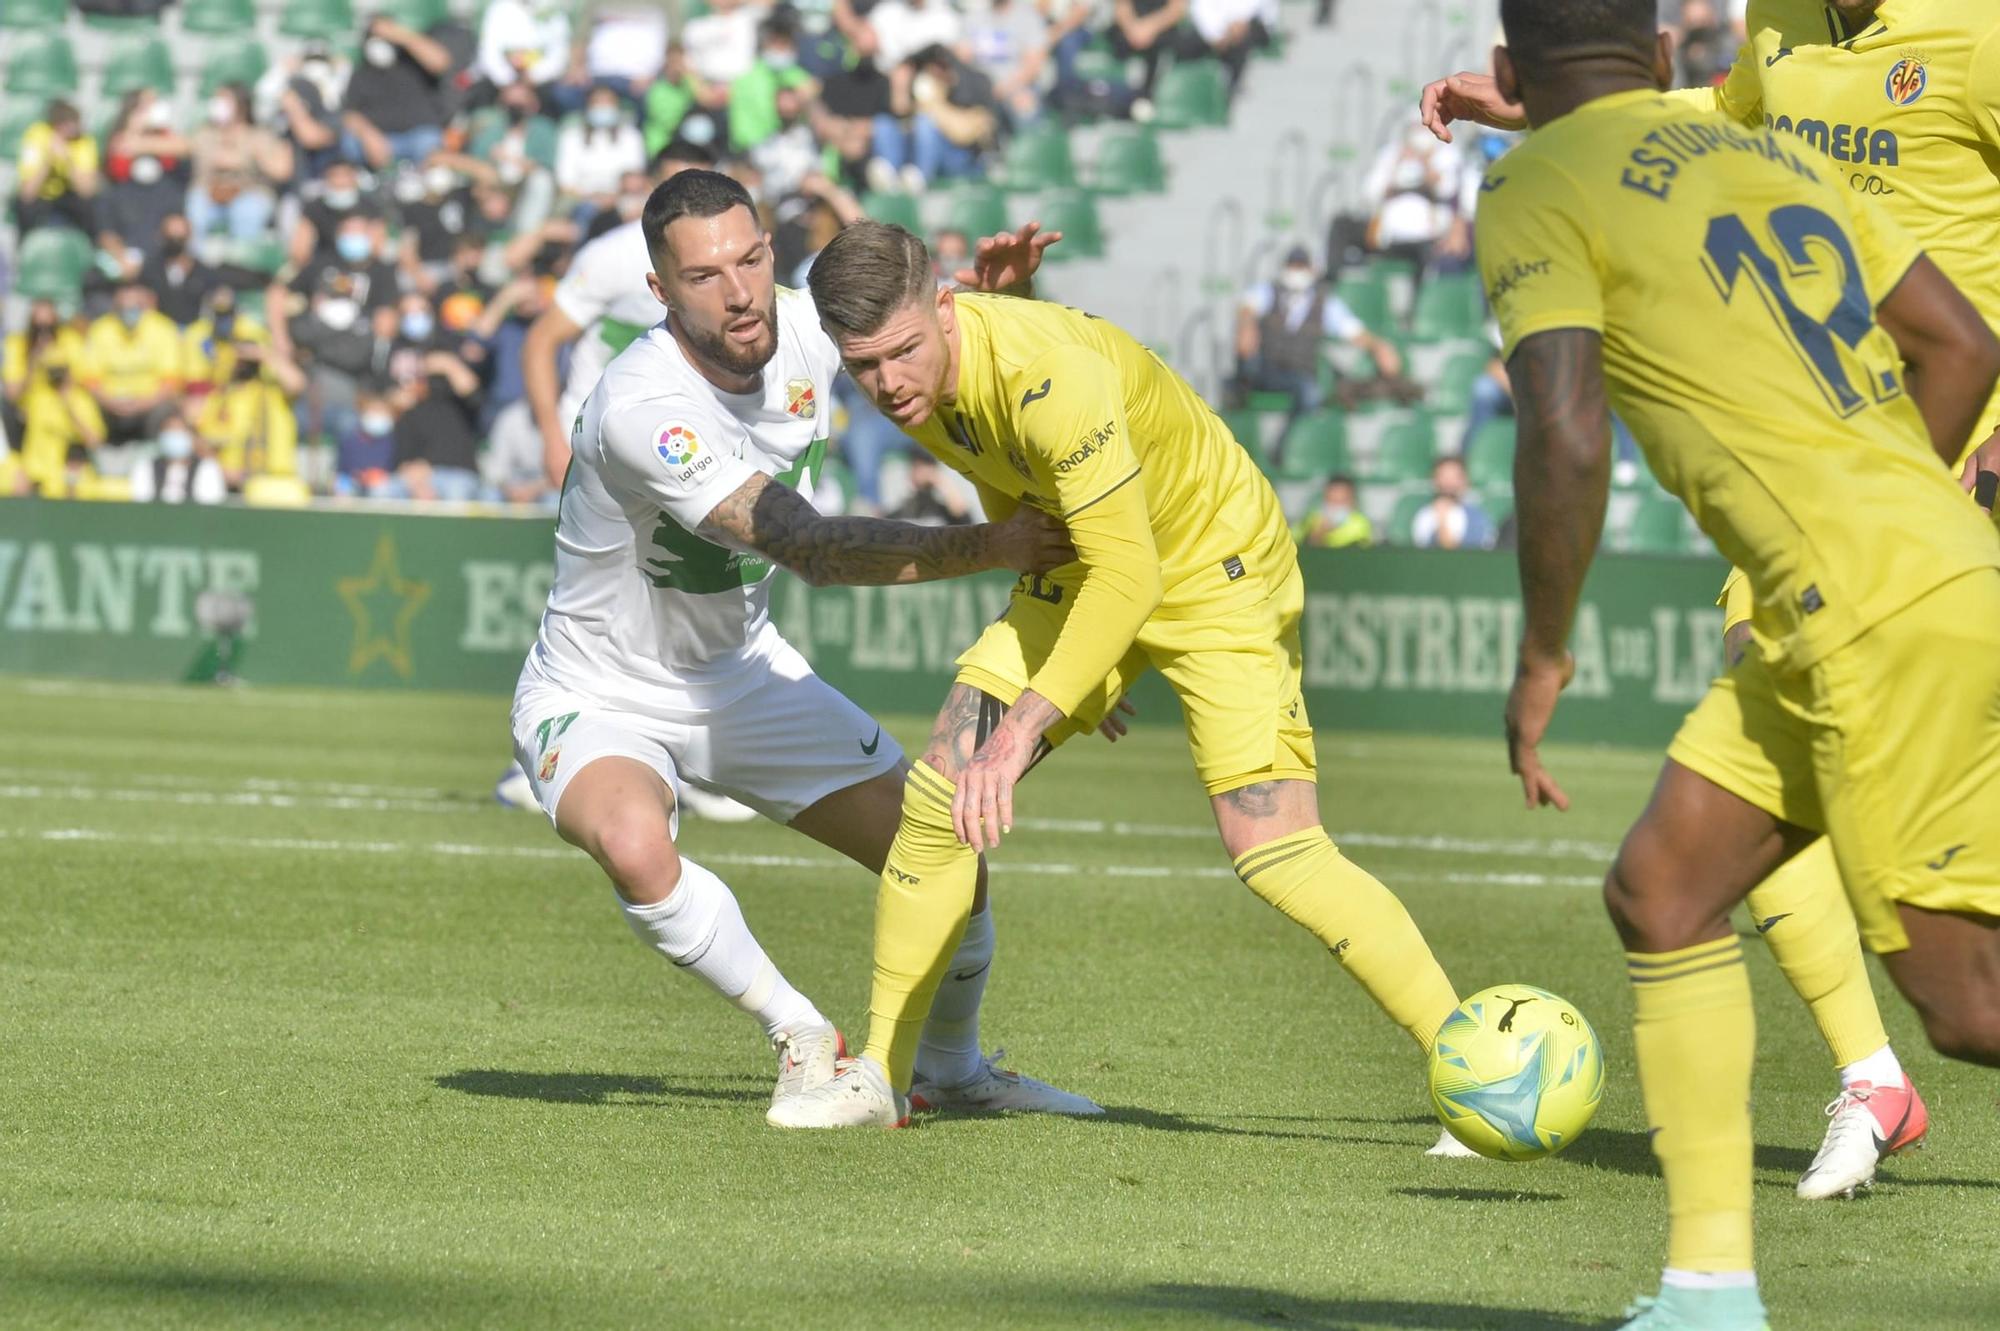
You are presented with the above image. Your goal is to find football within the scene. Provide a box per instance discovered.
[1429,985,1606,1161]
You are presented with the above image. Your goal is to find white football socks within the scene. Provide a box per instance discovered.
[1661,1269,1758,1291]
[618,856,825,1040]
[1838,1042,1904,1091]
[913,906,994,1088]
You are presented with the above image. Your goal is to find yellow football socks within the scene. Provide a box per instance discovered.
[1746,839,1890,1069]
[861,761,978,1092]
[1629,936,1756,1273]
[1232,829,1460,1051]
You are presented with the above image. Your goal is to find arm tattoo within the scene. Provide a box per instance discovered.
[698,471,999,588]
[1509,329,1611,663]
[920,682,1055,781]
[1220,781,1282,817]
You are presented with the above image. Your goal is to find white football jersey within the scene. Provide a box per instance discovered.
[523,286,841,713]
[551,219,671,423]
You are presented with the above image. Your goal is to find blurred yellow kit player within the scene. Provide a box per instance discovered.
[1474,2,2000,1325]
[767,221,1467,1135]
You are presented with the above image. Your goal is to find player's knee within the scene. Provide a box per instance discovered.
[1604,834,1721,953]
[589,808,682,905]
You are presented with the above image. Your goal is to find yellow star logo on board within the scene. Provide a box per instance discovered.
[337,533,431,679]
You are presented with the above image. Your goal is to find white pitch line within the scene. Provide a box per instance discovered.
[0,826,1602,889]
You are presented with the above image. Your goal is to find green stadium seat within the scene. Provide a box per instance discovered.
[1367,415,1437,483]
[1032,189,1103,260]
[280,0,357,40]
[1086,124,1165,195]
[1625,495,1690,554]
[1246,390,1295,415]
[859,189,922,234]
[201,42,271,96]
[101,38,179,99]
[1429,349,1494,415]
[937,181,1008,241]
[373,0,447,29]
[0,0,66,30]
[1387,489,1431,544]
[1412,275,1487,339]
[180,0,258,35]
[14,227,95,306]
[995,123,1075,192]
[1332,272,1391,334]
[1152,61,1229,129]
[4,32,79,98]
[1069,46,1124,86]
[1278,409,1349,479]
[1464,419,1516,492]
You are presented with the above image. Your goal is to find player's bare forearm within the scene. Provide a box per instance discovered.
[699,471,1073,587]
[1877,256,2000,468]
[1509,329,1611,665]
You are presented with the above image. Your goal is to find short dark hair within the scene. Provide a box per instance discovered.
[1500,0,1654,67]
[1326,473,1357,490]
[807,220,935,339]
[642,169,756,269]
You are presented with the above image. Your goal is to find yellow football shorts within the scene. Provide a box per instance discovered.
[954,560,1318,797]
[1669,569,2000,952]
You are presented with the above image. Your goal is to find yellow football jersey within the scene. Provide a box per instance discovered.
[906,292,1292,713]
[1683,1,2000,366]
[1476,89,1999,674]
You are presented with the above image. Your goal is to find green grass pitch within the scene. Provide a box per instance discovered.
[1,675,1994,1329]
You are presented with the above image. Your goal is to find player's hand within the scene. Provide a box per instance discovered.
[1097,696,1136,742]
[991,505,1076,573]
[1504,650,1574,812]
[1957,430,2000,511]
[954,719,1037,851]
[1419,72,1526,144]
[959,220,1063,293]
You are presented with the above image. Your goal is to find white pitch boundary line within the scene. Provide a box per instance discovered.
[0,826,1604,889]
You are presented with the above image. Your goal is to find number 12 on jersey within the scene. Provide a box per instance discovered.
[1701,204,1903,418]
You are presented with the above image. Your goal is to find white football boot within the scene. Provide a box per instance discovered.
[770,1023,844,1107]
[1425,1126,1483,1158]
[494,760,537,810]
[766,1055,910,1129]
[1795,1074,1929,1200]
[909,1049,1104,1117]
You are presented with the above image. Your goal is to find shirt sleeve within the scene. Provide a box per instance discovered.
[552,227,623,328]
[593,393,763,530]
[1012,346,1163,717]
[1240,282,1274,317]
[1474,155,1606,359]
[1322,295,1365,340]
[1964,26,2000,151]
[1839,185,1923,307]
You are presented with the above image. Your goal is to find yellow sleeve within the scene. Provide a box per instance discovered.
[2,335,24,389]
[1965,26,2000,151]
[195,391,227,440]
[264,390,299,477]
[78,325,108,389]
[1014,346,1163,717]
[1473,155,1605,359]
[972,479,1018,522]
[152,325,185,389]
[16,124,49,175]
[1839,185,1923,306]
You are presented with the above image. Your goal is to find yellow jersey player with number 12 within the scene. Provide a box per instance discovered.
[767,220,1470,1138]
[1476,2,2000,1326]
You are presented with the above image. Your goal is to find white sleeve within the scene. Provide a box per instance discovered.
[1240,282,1275,317]
[1323,295,1365,340]
[477,2,526,86]
[552,230,624,329]
[594,395,763,530]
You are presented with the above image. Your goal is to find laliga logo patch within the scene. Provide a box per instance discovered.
[1886,57,1926,106]
[656,423,701,466]
[785,378,817,419]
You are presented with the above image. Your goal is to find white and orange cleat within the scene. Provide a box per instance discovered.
[1796,1074,1929,1200]
[766,1055,910,1129]
[910,1050,1103,1117]
[770,1023,844,1108]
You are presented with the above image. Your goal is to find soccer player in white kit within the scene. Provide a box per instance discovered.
[510,170,1097,1120]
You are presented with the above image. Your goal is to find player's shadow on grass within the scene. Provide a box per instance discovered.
[434,1069,766,1107]
[1392,1186,1567,1204]
[1092,1105,1421,1148]
[1121,1282,1607,1329]
[1555,1126,1812,1179]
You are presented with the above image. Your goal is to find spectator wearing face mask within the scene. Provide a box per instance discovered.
[748,88,824,200]
[1293,474,1373,548]
[82,282,184,452]
[195,341,305,491]
[394,161,477,294]
[131,409,228,505]
[555,86,647,225]
[290,158,375,268]
[472,82,561,234]
[269,211,400,444]
[138,214,218,326]
[1363,116,1464,280]
[344,11,468,170]
[1234,246,1404,448]
[645,42,729,161]
[477,0,575,92]
[16,100,100,237]
[387,293,490,503]
[188,85,294,259]
[730,15,818,155]
[336,392,403,497]
[98,90,194,279]
[183,285,270,394]
[1409,456,1493,551]
[263,45,349,180]
[3,306,106,498]
[876,45,996,192]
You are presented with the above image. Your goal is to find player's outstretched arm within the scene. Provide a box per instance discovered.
[1419,72,1526,143]
[1504,328,1612,813]
[697,470,1075,587]
[1874,255,2000,473]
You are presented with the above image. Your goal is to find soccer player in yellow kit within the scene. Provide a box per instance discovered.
[1423,0,2000,1199]
[1476,2,2000,1325]
[765,220,1468,1137]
